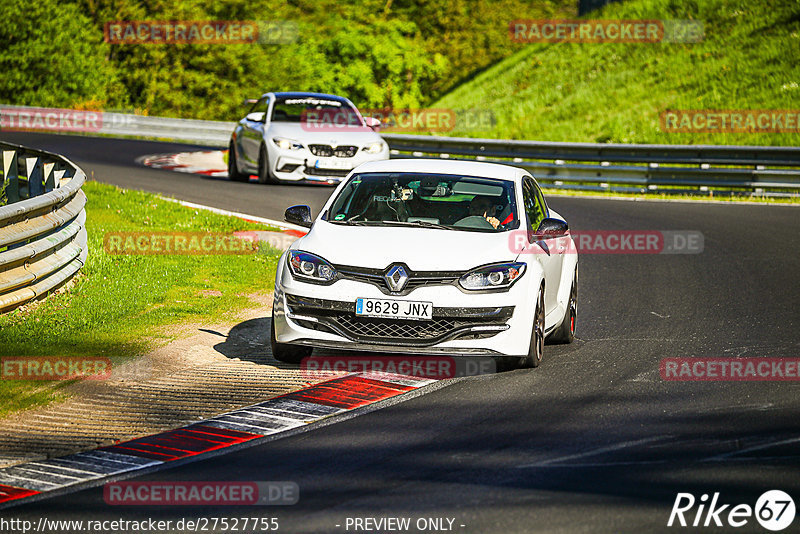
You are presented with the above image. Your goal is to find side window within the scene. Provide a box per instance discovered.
[522,177,547,235]
[533,181,548,222]
[248,98,269,122]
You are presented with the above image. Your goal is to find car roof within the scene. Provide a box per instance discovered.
[352,158,528,182]
[264,92,351,103]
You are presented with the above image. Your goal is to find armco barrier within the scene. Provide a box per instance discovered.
[1,104,799,194]
[0,142,87,313]
[381,134,800,195]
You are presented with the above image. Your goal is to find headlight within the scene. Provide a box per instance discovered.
[459,262,526,291]
[288,251,337,283]
[272,137,304,150]
[362,141,385,154]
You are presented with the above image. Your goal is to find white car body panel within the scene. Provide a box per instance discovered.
[273,159,578,358]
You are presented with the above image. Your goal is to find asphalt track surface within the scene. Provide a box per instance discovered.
[3,132,800,533]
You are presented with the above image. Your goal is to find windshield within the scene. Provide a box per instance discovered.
[270,96,362,125]
[325,172,519,232]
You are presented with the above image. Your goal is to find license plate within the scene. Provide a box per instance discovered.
[315,158,351,170]
[355,298,433,321]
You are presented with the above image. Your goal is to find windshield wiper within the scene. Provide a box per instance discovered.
[379,220,454,230]
[332,219,454,230]
[329,219,375,226]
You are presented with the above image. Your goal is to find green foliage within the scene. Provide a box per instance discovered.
[4,0,794,146]
[0,0,573,117]
[434,0,800,145]
[0,0,123,108]
[388,0,571,95]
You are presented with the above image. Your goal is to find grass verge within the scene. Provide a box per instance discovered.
[0,181,282,417]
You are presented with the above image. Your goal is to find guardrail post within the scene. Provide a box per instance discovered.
[26,156,42,198]
[1,149,19,206]
[53,160,73,187]
[43,161,55,192]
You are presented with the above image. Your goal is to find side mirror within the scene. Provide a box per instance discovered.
[532,217,569,240]
[285,205,313,228]
[364,116,381,131]
[245,111,265,123]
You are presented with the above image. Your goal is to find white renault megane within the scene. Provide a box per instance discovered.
[271,159,578,368]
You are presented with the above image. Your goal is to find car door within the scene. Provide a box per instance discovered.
[522,176,564,316]
[240,97,270,165]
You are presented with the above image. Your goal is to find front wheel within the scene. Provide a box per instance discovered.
[270,314,312,364]
[549,267,577,344]
[520,284,545,368]
[258,145,277,184]
[227,141,249,182]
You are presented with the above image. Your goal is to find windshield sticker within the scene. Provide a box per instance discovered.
[283,98,342,107]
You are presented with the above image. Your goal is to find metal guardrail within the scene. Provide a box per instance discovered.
[380,134,800,194]
[0,104,235,146]
[2,105,799,194]
[0,142,88,313]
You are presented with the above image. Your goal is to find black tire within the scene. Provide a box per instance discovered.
[227,141,249,182]
[521,284,545,368]
[549,267,577,344]
[257,145,277,184]
[270,314,312,364]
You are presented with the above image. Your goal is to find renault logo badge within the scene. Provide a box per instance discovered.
[385,265,409,292]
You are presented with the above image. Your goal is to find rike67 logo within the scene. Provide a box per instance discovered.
[668,490,795,531]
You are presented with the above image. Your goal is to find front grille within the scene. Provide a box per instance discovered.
[309,144,333,157]
[334,145,357,158]
[308,145,358,158]
[335,315,467,339]
[305,166,351,177]
[286,295,512,346]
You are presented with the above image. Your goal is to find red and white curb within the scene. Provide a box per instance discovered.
[160,197,309,238]
[0,372,437,509]
[138,150,227,177]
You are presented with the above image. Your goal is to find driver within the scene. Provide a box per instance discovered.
[468,195,501,229]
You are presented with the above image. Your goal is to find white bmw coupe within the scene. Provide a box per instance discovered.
[228,92,389,184]
[271,159,578,368]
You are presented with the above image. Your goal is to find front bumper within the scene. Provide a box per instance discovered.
[271,148,390,183]
[273,260,537,357]
[286,295,513,347]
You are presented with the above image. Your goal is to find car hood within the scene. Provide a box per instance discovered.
[267,122,382,146]
[293,221,518,271]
